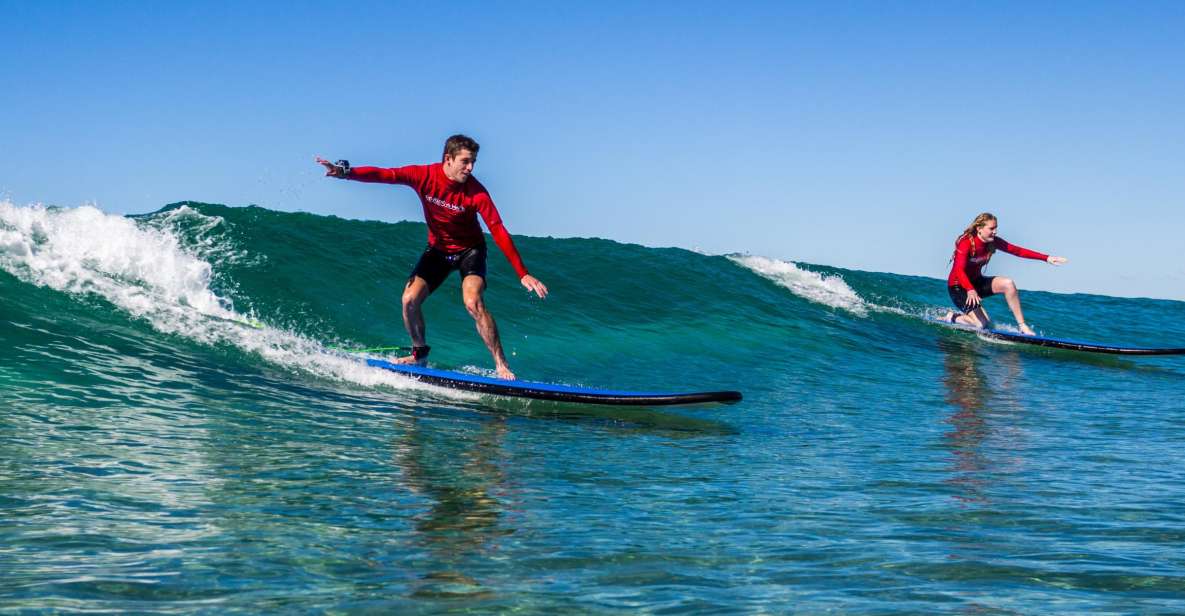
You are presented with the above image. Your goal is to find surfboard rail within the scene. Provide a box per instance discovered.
[930,316,1185,355]
[366,359,743,406]
[976,329,1185,355]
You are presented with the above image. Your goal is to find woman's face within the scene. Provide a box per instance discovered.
[976,219,998,242]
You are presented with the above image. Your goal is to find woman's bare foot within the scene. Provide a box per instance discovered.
[496,365,516,380]
[1019,323,1036,336]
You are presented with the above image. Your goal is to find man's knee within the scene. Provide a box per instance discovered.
[403,285,427,309]
[464,295,485,319]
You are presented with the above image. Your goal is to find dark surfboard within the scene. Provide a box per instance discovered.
[367,359,743,406]
[931,317,1185,355]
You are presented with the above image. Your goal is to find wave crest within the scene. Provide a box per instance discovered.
[729,254,869,316]
[0,200,431,393]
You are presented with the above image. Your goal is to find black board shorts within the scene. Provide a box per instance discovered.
[948,276,996,312]
[409,244,487,293]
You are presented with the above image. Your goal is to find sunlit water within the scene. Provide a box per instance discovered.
[2,201,1183,613]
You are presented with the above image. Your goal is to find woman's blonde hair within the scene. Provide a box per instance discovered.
[956,212,998,254]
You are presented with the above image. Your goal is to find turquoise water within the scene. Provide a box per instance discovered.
[2,201,1183,613]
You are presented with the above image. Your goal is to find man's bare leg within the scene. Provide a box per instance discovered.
[396,276,431,365]
[462,274,515,379]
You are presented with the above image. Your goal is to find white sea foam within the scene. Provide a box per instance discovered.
[729,254,870,317]
[0,200,433,395]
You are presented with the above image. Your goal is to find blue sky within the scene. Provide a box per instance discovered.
[3,2,1183,300]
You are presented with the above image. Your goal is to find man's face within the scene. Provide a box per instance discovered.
[443,148,477,183]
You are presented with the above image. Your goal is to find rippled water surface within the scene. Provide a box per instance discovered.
[2,202,1183,613]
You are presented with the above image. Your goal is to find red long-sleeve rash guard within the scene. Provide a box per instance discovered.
[947,235,1048,290]
[348,162,530,279]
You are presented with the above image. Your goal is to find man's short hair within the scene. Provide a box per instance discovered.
[443,134,480,161]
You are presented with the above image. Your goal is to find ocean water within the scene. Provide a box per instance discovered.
[1,200,1183,613]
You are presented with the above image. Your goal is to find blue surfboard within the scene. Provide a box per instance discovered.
[366,359,743,406]
[930,317,1185,356]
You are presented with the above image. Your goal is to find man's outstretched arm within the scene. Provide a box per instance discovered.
[315,156,422,184]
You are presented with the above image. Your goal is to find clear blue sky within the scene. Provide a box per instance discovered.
[3,2,1183,300]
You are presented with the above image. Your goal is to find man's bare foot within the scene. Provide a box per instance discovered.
[496,365,516,380]
[1019,323,1036,336]
[393,346,430,365]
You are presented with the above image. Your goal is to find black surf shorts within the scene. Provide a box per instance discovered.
[409,244,487,293]
[948,276,996,312]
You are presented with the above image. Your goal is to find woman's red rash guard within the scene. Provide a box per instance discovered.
[948,235,1048,290]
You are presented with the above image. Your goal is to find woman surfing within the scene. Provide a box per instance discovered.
[944,213,1068,335]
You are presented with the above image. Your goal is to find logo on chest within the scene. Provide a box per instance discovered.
[425,195,464,213]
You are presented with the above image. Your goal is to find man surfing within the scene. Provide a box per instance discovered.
[317,134,547,379]
[944,212,1067,335]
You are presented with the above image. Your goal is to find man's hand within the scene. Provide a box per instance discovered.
[520,275,548,299]
[315,156,349,178]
